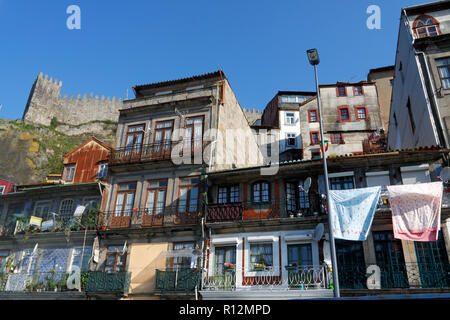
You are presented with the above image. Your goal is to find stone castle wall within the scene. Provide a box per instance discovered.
[22,72,124,126]
[243,108,262,125]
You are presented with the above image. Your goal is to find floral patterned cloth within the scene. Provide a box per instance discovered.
[387,182,443,242]
[329,186,381,241]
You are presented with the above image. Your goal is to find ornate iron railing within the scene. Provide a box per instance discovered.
[207,195,324,223]
[201,265,332,291]
[154,268,202,292]
[110,139,208,165]
[338,262,450,289]
[85,271,131,294]
[104,206,201,230]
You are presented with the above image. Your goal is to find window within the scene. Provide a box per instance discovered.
[252,181,270,203]
[97,162,108,179]
[63,164,76,182]
[308,109,318,123]
[145,180,167,215]
[336,87,346,97]
[173,242,197,269]
[184,116,204,152]
[310,131,320,145]
[105,245,127,273]
[69,247,92,272]
[436,57,450,90]
[329,176,354,190]
[286,133,296,147]
[59,199,75,216]
[281,95,309,103]
[215,246,236,275]
[34,201,52,218]
[353,86,364,96]
[0,186,4,195]
[285,113,295,125]
[287,244,313,267]
[125,124,145,155]
[250,243,273,270]
[413,15,440,39]
[114,183,137,217]
[331,133,344,144]
[286,181,310,212]
[389,79,393,86]
[154,120,173,153]
[355,106,369,120]
[177,177,200,213]
[0,250,9,271]
[406,98,416,134]
[218,185,240,204]
[337,106,351,122]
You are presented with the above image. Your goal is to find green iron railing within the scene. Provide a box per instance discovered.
[85,271,131,294]
[338,262,450,289]
[154,268,202,292]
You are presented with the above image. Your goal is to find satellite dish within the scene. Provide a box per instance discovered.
[303,177,312,193]
[439,167,450,183]
[313,223,324,241]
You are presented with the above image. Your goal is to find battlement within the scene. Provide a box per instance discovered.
[243,107,262,125]
[23,72,123,126]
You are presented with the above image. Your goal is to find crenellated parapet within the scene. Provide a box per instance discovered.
[22,72,123,126]
[243,107,262,125]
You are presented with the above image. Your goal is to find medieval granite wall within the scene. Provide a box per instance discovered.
[22,72,124,126]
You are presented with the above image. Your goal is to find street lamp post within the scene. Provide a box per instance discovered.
[306,48,340,298]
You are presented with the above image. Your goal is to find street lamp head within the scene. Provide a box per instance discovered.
[307,48,320,66]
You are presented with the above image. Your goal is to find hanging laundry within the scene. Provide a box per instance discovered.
[328,186,381,241]
[387,182,443,242]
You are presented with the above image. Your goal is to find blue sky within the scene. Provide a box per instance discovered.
[0,0,429,120]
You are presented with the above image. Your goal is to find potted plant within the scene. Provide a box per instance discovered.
[253,263,266,271]
[57,278,67,292]
[296,211,303,217]
[223,262,236,272]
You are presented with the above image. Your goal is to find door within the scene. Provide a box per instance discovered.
[184,117,204,158]
[414,232,450,288]
[214,246,236,290]
[143,180,167,226]
[153,120,173,159]
[373,231,408,288]
[124,124,145,157]
[112,183,136,228]
[335,240,366,289]
[286,244,313,288]
[176,177,200,225]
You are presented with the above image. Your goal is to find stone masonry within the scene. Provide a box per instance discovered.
[22,72,124,126]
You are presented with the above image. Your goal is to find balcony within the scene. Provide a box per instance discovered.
[104,206,200,230]
[109,139,207,166]
[154,268,202,292]
[1,209,100,237]
[338,262,450,290]
[201,265,332,299]
[85,271,131,294]
[0,271,89,293]
[207,195,324,223]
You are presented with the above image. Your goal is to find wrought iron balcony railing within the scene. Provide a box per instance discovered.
[207,195,325,223]
[201,265,332,291]
[85,271,131,294]
[154,268,202,292]
[338,262,450,290]
[110,139,208,165]
[103,206,201,230]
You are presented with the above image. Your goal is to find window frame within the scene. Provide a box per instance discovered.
[59,198,75,216]
[177,176,200,213]
[114,182,137,217]
[330,133,344,144]
[63,164,76,182]
[124,123,146,154]
[436,57,450,90]
[308,109,319,123]
[413,15,441,39]
[337,106,351,122]
[144,179,168,215]
[285,181,310,212]
[286,133,297,147]
[217,185,240,204]
[0,186,4,195]
[310,131,320,145]
[336,86,347,97]
[34,200,52,219]
[354,105,369,120]
[353,86,364,96]
[252,181,270,204]
[97,161,108,179]
[249,242,274,271]
[104,245,127,273]
[285,112,296,125]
